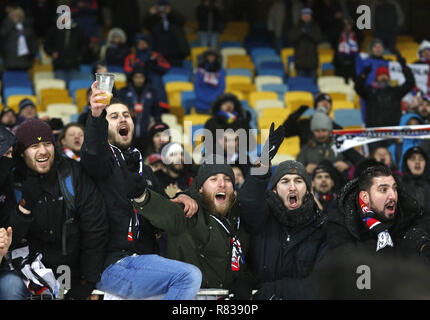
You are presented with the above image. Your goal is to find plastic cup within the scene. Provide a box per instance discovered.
[95,73,115,104]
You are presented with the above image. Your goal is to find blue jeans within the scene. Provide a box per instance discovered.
[97,254,202,300]
[0,271,29,300]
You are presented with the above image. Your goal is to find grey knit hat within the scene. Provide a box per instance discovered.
[196,154,235,189]
[270,160,311,191]
[310,110,333,132]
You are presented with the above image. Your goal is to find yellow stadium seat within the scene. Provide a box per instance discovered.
[42,96,73,111]
[284,91,314,113]
[327,92,347,101]
[226,59,255,72]
[115,80,127,90]
[225,75,251,87]
[7,95,38,113]
[165,81,194,93]
[249,91,279,108]
[75,88,89,113]
[281,48,294,70]
[259,106,289,119]
[218,33,241,43]
[330,100,355,117]
[226,83,256,101]
[277,136,300,158]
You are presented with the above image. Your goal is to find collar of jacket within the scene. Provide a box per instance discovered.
[338,178,423,240]
[265,189,325,229]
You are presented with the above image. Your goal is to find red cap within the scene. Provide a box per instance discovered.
[375,66,389,78]
[147,153,162,165]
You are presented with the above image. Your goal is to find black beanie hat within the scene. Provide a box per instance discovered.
[15,118,54,153]
[196,154,235,189]
[270,160,311,191]
[314,93,332,109]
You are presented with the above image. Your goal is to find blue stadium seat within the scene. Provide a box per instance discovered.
[69,79,93,102]
[163,74,190,85]
[106,65,125,73]
[3,86,34,103]
[240,99,258,130]
[250,47,277,60]
[261,83,288,100]
[181,91,196,114]
[257,68,285,78]
[226,68,253,79]
[334,109,364,127]
[219,41,243,49]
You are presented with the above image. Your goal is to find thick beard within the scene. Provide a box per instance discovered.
[108,129,132,150]
[369,198,396,223]
[201,189,236,217]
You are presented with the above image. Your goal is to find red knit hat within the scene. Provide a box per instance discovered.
[15,118,54,153]
[375,66,389,78]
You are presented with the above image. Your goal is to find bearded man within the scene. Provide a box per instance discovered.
[129,154,255,296]
[328,165,430,259]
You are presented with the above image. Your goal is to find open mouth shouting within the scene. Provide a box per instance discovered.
[118,125,130,140]
[215,192,227,205]
[287,194,299,209]
[384,200,396,217]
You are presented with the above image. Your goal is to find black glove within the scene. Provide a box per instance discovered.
[290,105,309,122]
[229,273,258,300]
[265,122,285,161]
[65,281,95,300]
[125,172,148,199]
[20,176,42,211]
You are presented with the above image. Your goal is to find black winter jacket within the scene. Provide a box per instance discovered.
[239,173,328,299]
[328,178,430,257]
[10,156,109,285]
[354,65,415,128]
[81,110,167,269]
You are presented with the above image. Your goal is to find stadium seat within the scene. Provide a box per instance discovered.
[260,83,288,100]
[284,91,314,113]
[249,91,279,108]
[317,76,345,88]
[226,83,256,101]
[277,136,300,158]
[181,91,196,114]
[46,103,79,124]
[75,88,89,112]
[334,109,364,128]
[258,104,288,118]
[165,81,194,108]
[35,78,66,99]
[226,59,255,73]
[226,68,253,80]
[33,71,55,82]
[254,75,283,91]
[162,74,190,85]
[7,95,38,113]
[225,75,252,86]
[3,87,34,104]
[69,79,93,102]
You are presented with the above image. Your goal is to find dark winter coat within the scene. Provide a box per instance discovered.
[80,110,167,269]
[354,65,415,128]
[239,173,328,299]
[288,20,322,71]
[132,179,251,289]
[10,156,109,285]
[142,9,189,64]
[328,177,430,258]
[401,147,430,216]
[44,24,87,70]
[0,18,37,70]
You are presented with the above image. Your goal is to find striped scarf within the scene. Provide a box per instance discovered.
[62,147,80,162]
[359,196,394,251]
